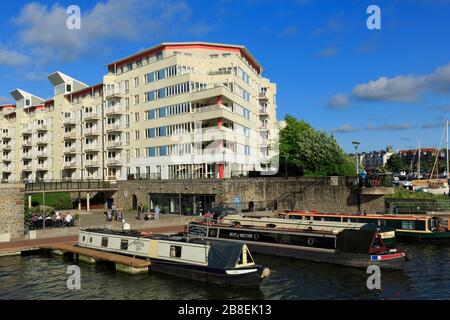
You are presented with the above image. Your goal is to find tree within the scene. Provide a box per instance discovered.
[386,153,403,173]
[278,115,356,176]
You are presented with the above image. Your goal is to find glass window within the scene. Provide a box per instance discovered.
[402,221,416,230]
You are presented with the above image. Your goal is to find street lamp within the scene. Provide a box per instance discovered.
[352,141,361,175]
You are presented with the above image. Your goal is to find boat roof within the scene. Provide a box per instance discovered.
[286,211,434,221]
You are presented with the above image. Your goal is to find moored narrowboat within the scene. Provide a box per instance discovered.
[220,214,397,248]
[282,211,450,243]
[78,228,270,288]
[186,221,409,270]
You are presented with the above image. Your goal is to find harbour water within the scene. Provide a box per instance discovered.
[0,243,449,300]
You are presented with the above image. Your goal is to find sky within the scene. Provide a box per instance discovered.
[0,0,450,153]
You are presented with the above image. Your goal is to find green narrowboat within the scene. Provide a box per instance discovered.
[283,211,450,243]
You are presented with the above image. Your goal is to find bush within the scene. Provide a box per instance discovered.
[31,192,73,210]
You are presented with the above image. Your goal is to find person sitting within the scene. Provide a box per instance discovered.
[55,211,63,228]
[64,213,74,227]
[144,213,150,221]
[44,215,53,228]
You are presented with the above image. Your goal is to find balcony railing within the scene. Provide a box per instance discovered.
[63,132,77,140]
[64,161,77,169]
[127,173,162,180]
[105,106,124,115]
[63,118,77,125]
[22,165,33,171]
[84,112,99,120]
[259,92,268,100]
[84,144,99,152]
[106,158,123,166]
[85,160,99,167]
[22,140,33,147]
[24,179,118,193]
[37,164,49,171]
[36,151,48,158]
[22,154,33,159]
[2,144,12,150]
[36,123,48,131]
[64,147,77,154]
[84,128,99,136]
[22,129,32,135]
[106,141,123,149]
[36,138,49,145]
[106,124,122,132]
[105,88,123,98]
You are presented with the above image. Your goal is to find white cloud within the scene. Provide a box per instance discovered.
[331,123,359,133]
[319,46,338,58]
[352,75,426,102]
[328,94,349,109]
[0,48,29,67]
[328,61,450,108]
[366,123,415,131]
[12,0,197,64]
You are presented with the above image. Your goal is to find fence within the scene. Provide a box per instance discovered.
[387,199,450,214]
[25,179,117,193]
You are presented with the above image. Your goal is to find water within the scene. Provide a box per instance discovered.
[1,244,449,300]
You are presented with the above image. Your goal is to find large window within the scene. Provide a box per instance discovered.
[402,221,416,230]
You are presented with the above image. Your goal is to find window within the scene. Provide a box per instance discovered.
[170,245,182,258]
[134,77,139,88]
[402,221,416,230]
[120,239,129,250]
[134,95,140,105]
[101,237,109,247]
[134,112,140,123]
[156,52,163,61]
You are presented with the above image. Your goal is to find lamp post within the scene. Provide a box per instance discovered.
[352,141,361,175]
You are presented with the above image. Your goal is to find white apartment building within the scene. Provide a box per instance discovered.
[0,42,278,182]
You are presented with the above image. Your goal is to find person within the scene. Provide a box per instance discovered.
[154,205,160,221]
[107,209,112,222]
[44,215,53,228]
[136,203,142,220]
[249,201,255,212]
[144,213,150,221]
[64,213,74,227]
[55,210,62,227]
[117,210,124,222]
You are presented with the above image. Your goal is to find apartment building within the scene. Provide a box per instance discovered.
[0,42,278,182]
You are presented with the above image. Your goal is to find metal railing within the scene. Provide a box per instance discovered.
[25,179,117,192]
[127,173,162,180]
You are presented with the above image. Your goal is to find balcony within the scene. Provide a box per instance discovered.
[63,132,77,140]
[36,151,49,158]
[36,123,48,131]
[84,128,100,136]
[2,144,12,151]
[105,106,124,116]
[64,161,78,169]
[259,108,269,115]
[2,157,11,162]
[63,118,77,126]
[84,112,100,121]
[106,158,123,166]
[105,87,123,99]
[22,140,33,147]
[2,167,12,173]
[22,153,33,160]
[22,129,32,135]
[84,144,99,152]
[85,160,100,167]
[37,164,49,171]
[2,134,12,140]
[36,137,49,145]
[259,92,269,100]
[106,141,123,149]
[64,146,77,154]
[106,124,123,132]
[22,165,33,171]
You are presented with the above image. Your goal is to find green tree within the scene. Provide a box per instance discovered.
[278,115,356,176]
[386,153,403,172]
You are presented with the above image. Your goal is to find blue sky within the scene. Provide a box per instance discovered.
[1,0,450,152]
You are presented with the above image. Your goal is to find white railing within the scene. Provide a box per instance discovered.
[106,124,122,131]
[106,141,123,148]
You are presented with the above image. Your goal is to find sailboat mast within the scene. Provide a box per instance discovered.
[418,141,421,180]
[447,120,449,179]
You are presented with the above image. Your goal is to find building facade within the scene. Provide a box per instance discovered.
[0,42,278,182]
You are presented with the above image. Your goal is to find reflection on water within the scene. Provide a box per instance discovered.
[0,244,449,300]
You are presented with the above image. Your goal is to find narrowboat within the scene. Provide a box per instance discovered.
[78,228,270,288]
[220,214,397,248]
[282,211,450,243]
[186,221,409,270]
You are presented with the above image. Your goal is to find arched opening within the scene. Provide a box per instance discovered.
[132,195,138,211]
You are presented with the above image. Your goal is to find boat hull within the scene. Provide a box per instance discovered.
[244,243,407,270]
[149,260,266,288]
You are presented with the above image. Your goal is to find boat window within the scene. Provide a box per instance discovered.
[121,239,129,250]
[82,236,86,242]
[208,228,218,237]
[170,245,182,258]
[101,237,108,247]
[89,237,93,243]
[379,220,387,227]
[290,215,301,220]
[402,221,416,230]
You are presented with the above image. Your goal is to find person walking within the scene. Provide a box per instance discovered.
[154,205,160,221]
[136,203,142,220]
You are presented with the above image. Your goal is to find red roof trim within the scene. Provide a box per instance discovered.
[0,105,16,109]
[106,43,261,74]
[66,83,103,100]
